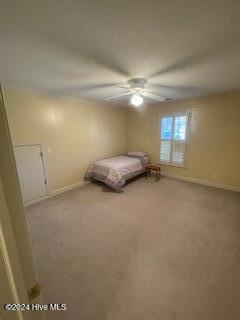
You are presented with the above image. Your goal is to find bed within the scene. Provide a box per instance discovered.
[85,151,149,191]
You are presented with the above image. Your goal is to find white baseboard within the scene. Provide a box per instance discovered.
[51,181,89,196]
[25,181,89,206]
[162,173,240,193]
[24,174,240,206]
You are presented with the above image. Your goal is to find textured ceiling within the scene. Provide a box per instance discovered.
[0,0,240,105]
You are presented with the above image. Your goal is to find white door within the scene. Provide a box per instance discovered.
[14,145,47,203]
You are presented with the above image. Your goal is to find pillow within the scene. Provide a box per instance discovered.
[127,151,147,157]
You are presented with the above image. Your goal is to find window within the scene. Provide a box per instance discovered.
[160,113,189,167]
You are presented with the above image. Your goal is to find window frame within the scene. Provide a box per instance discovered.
[159,111,191,168]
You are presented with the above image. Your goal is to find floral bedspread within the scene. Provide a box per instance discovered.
[85,155,146,190]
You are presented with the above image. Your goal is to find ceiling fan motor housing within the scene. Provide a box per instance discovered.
[128,78,147,89]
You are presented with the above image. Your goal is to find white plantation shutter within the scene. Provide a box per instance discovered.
[172,141,186,165]
[160,141,171,161]
[160,113,189,167]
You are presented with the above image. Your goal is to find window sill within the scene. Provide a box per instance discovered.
[158,162,188,169]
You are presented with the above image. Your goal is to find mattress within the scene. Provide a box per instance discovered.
[85,155,147,190]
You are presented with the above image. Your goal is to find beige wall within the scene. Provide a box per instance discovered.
[3,86,240,191]
[127,90,240,188]
[3,86,127,193]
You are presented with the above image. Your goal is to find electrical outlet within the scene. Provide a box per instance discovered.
[213,173,218,181]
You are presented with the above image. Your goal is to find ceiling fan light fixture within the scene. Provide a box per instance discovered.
[131,94,143,106]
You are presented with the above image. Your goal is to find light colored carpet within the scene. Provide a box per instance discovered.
[26,176,240,320]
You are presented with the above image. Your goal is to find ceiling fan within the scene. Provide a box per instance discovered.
[105,78,170,106]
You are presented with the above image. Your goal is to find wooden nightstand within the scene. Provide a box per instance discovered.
[146,164,161,181]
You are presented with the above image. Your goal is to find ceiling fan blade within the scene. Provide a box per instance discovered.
[116,85,130,90]
[142,92,167,102]
[78,83,121,91]
[105,92,132,100]
[147,83,199,92]
[54,83,121,94]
